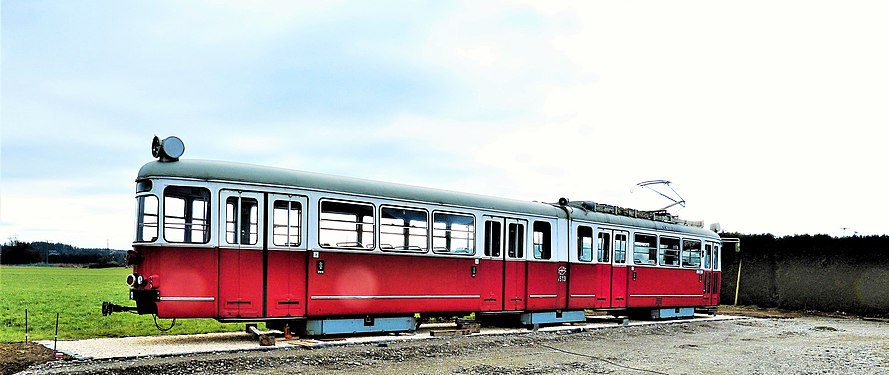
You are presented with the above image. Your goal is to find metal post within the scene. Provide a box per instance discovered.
[25,309,29,342]
[733,257,742,305]
[53,312,59,357]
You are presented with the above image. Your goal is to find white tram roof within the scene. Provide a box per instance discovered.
[138,159,563,217]
[138,159,719,239]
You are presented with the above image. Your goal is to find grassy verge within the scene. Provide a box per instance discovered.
[0,266,247,342]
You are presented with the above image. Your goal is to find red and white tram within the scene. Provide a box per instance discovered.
[105,137,725,335]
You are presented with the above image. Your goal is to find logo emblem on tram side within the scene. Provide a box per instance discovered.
[557,266,568,282]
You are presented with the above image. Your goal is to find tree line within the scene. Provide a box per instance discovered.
[1,240,127,266]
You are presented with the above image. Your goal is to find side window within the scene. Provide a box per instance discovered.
[164,186,211,243]
[319,200,374,249]
[659,237,681,266]
[136,195,158,242]
[507,223,525,258]
[703,243,712,269]
[633,233,657,265]
[273,200,302,247]
[225,196,259,245]
[597,231,611,263]
[614,232,627,264]
[484,221,502,257]
[432,212,475,255]
[682,239,702,268]
[713,244,720,270]
[380,206,428,252]
[577,226,593,262]
[533,221,551,260]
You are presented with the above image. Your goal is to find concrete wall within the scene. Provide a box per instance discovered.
[720,234,889,316]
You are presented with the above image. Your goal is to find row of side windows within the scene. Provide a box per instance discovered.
[225,197,304,247]
[316,200,476,255]
[137,187,479,255]
[138,187,719,268]
[632,233,717,269]
[137,187,304,247]
[482,221,552,260]
[577,226,629,263]
[138,187,562,260]
[575,226,716,269]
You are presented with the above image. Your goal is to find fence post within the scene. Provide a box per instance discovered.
[734,256,742,305]
[53,312,59,358]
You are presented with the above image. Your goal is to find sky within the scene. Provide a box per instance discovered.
[2,1,888,250]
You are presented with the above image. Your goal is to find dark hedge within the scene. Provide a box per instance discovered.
[720,233,889,316]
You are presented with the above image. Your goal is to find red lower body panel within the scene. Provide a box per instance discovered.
[525,262,567,310]
[627,266,704,308]
[132,245,717,321]
[567,264,612,309]
[133,246,218,318]
[307,252,482,316]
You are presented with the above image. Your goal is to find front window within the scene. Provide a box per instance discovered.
[164,186,211,243]
[135,195,158,242]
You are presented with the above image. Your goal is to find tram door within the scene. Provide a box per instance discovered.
[218,190,264,318]
[610,230,629,308]
[265,194,308,318]
[709,243,721,305]
[482,216,526,311]
[481,218,505,311]
[503,219,527,311]
[703,243,712,305]
[703,242,720,306]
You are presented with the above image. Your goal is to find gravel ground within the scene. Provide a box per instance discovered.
[32,315,736,360]
[19,316,889,374]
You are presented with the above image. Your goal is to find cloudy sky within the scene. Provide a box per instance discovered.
[2,1,887,249]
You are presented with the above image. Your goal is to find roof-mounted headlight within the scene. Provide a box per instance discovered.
[152,135,185,162]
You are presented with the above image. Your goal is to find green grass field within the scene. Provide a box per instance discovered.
[0,266,248,342]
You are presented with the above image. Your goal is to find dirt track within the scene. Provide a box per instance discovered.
[17,314,889,374]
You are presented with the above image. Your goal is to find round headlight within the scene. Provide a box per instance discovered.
[151,135,185,162]
[126,274,137,287]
